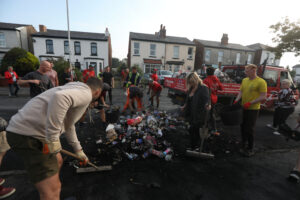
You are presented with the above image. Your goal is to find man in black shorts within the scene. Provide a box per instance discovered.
[101,66,114,105]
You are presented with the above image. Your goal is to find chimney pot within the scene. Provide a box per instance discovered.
[39,24,47,32]
[221,33,228,45]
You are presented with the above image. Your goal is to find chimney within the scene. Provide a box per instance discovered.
[158,24,166,39]
[221,33,228,45]
[105,27,110,37]
[39,24,47,32]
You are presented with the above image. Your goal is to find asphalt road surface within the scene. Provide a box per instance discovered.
[0,87,300,200]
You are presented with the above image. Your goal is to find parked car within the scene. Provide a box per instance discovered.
[157,70,173,85]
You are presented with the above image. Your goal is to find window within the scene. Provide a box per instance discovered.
[236,53,241,64]
[188,47,193,59]
[150,44,156,56]
[91,43,97,56]
[134,42,140,55]
[217,51,224,63]
[145,64,160,74]
[64,41,69,54]
[247,54,252,64]
[46,39,54,54]
[205,50,211,62]
[74,41,81,55]
[263,69,278,87]
[173,46,179,58]
[0,32,6,47]
[169,65,172,71]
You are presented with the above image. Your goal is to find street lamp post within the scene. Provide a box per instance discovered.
[66,0,72,71]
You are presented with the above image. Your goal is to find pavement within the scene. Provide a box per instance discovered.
[0,86,300,200]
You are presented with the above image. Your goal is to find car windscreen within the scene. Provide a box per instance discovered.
[161,71,173,76]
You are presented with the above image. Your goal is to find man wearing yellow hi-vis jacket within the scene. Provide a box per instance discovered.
[6,77,102,200]
[126,66,141,88]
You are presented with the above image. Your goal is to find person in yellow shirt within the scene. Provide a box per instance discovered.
[234,64,267,157]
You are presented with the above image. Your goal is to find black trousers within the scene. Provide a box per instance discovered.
[240,109,259,150]
[273,107,294,127]
[105,87,113,104]
[189,124,201,148]
[209,104,217,131]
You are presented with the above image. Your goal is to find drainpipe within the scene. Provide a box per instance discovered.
[16,29,23,49]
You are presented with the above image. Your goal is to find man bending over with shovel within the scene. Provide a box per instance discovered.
[6,77,102,200]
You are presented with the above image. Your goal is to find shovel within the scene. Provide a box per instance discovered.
[61,149,112,173]
[186,110,215,159]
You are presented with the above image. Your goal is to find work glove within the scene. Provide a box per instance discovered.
[76,150,89,166]
[243,102,252,109]
[42,140,62,154]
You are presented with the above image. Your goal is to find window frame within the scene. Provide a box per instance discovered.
[205,49,211,62]
[133,42,140,55]
[46,39,54,54]
[64,41,69,55]
[247,54,252,64]
[217,51,224,63]
[91,42,97,56]
[188,47,193,59]
[236,53,241,64]
[0,32,6,48]
[150,44,156,57]
[74,41,81,55]
[173,46,179,59]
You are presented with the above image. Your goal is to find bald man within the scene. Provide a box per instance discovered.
[18,61,53,98]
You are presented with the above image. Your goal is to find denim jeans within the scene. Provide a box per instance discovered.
[8,82,19,96]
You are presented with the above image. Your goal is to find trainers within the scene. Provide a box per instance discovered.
[0,186,16,199]
[0,179,4,186]
[267,124,278,131]
[273,131,281,135]
[289,170,300,183]
[245,149,255,157]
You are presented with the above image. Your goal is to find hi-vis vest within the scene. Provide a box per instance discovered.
[126,72,140,87]
[97,72,102,80]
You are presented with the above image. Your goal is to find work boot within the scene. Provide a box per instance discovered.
[0,186,16,199]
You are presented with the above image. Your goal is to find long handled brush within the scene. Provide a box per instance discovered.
[185,110,215,159]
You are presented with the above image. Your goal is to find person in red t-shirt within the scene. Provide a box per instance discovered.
[203,67,224,135]
[151,69,158,82]
[147,80,162,108]
[4,66,19,97]
[82,65,96,83]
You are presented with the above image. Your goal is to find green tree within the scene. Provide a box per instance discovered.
[269,17,300,58]
[112,57,122,68]
[53,58,83,85]
[0,47,39,76]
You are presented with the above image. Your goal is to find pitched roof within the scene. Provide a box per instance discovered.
[293,64,300,69]
[130,32,195,46]
[31,29,108,41]
[194,39,255,51]
[247,43,270,50]
[0,22,31,30]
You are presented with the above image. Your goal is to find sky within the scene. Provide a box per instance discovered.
[1,0,300,67]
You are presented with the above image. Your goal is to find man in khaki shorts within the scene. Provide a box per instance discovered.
[6,77,102,200]
[0,117,16,199]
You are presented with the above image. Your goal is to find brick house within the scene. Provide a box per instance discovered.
[194,34,255,70]
[128,25,195,73]
[247,43,280,66]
